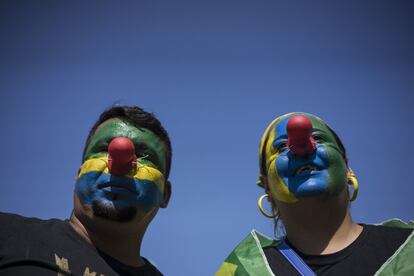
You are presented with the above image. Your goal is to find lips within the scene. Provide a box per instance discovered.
[97,182,136,193]
[294,165,321,176]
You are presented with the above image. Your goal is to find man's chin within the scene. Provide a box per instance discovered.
[92,200,137,222]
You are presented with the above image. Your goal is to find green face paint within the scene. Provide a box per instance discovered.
[307,115,348,196]
[84,118,167,175]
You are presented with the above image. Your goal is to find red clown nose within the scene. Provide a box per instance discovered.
[287,115,316,156]
[108,137,137,175]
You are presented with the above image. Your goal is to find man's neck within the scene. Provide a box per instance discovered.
[277,193,363,255]
[69,212,146,267]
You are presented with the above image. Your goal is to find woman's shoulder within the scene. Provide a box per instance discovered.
[362,219,414,240]
[216,230,282,276]
[365,219,414,276]
[377,218,414,229]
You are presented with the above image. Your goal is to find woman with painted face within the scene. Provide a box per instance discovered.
[217,112,414,276]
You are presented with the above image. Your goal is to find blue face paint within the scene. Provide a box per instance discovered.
[271,114,344,198]
[275,144,330,197]
[75,171,163,212]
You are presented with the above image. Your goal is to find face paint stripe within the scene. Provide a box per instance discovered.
[264,125,277,170]
[268,161,298,203]
[85,119,167,175]
[78,158,108,176]
[75,171,163,211]
[266,117,299,203]
[266,114,292,170]
[259,125,275,176]
[259,115,287,176]
[78,157,165,191]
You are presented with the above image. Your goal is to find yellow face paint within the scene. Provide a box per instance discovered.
[78,156,165,193]
[259,113,298,203]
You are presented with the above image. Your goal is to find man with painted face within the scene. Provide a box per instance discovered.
[0,105,172,276]
[217,112,414,276]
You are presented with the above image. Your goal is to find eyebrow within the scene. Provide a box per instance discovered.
[92,134,118,147]
[134,142,165,170]
[134,142,155,156]
[312,128,334,139]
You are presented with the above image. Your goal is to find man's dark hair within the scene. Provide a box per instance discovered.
[82,105,172,179]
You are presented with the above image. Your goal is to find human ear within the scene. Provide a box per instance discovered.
[160,180,171,208]
[74,166,82,181]
[260,175,270,195]
[260,175,279,207]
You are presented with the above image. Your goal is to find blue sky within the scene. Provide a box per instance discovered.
[1,1,413,275]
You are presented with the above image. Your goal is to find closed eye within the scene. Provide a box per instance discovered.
[275,141,288,152]
[312,134,325,142]
[96,145,108,153]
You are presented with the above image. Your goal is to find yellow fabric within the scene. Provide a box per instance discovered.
[78,157,165,192]
[215,262,238,276]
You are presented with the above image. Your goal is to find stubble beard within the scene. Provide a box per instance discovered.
[92,200,137,222]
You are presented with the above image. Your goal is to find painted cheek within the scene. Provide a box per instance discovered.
[326,148,348,195]
[75,157,165,210]
[129,164,165,194]
[268,155,298,203]
[127,164,165,210]
[316,144,330,165]
[275,153,289,178]
[75,158,108,203]
[77,158,109,178]
[75,172,108,204]
[131,179,163,211]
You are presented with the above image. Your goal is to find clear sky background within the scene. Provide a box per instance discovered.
[1,1,413,275]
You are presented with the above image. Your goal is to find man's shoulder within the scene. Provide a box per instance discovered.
[0,213,107,275]
[1,211,41,222]
[0,212,66,239]
[0,212,39,234]
[0,211,64,226]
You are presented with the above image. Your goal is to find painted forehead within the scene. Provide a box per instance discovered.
[260,112,322,150]
[274,112,330,138]
[85,118,168,174]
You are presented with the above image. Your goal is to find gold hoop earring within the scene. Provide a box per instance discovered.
[258,194,277,218]
[348,168,359,202]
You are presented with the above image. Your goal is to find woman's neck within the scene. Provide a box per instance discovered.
[277,193,363,255]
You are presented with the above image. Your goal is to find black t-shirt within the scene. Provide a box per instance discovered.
[0,212,163,276]
[264,224,413,276]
